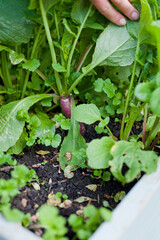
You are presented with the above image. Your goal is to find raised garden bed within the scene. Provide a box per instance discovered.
[0,160,160,240]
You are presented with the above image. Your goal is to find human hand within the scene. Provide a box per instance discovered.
[90,0,139,26]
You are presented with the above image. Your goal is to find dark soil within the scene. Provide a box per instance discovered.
[0,121,141,239]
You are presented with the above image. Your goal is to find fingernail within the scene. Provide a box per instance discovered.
[119,18,126,25]
[131,11,139,20]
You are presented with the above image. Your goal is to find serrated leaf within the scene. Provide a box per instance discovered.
[109,141,158,184]
[52,63,67,72]
[0,94,52,151]
[22,59,40,72]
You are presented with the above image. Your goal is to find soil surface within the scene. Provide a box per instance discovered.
[0,122,141,239]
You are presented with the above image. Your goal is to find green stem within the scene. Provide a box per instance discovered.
[105,124,117,141]
[66,3,92,78]
[145,117,160,149]
[1,51,12,90]
[142,103,148,145]
[54,9,66,91]
[39,0,63,95]
[120,44,140,140]
[21,71,30,99]
[75,43,94,72]
[31,26,43,59]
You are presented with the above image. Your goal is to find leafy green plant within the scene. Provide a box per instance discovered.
[37,204,68,240]
[68,205,112,240]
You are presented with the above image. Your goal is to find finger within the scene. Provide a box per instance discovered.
[111,0,139,20]
[90,0,127,26]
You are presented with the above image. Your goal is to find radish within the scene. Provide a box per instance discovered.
[60,96,85,136]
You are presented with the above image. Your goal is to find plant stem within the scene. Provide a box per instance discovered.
[66,4,92,78]
[105,124,117,141]
[54,9,66,91]
[149,133,160,150]
[142,103,148,145]
[145,117,160,149]
[75,43,94,72]
[21,71,30,99]
[39,0,63,95]
[1,51,12,90]
[120,44,140,140]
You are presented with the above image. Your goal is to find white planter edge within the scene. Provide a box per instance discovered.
[1,161,160,240]
[90,160,160,240]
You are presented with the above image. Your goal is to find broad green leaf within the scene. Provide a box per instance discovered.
[109,141,158,184]
[84,24,136,71]
[8,129,27,155]
[22,59,40,72]
[0,94,52,151]
[150,87,160,115]
[135,82,156,102]
[52,63,67,72]
[138,0,154,44]
[59,104,86,170]
[71,0,91,25]
[87,137,115,169]
[147,21,160,69]
[75,104,101,124]
[0,0,35,45]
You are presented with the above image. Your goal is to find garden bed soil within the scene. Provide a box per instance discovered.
[0,122,142,239]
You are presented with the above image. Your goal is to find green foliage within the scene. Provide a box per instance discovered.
[86,137,158,184]
[68,205,112,240]
[59,105,86,170]
[0,94,54,152]
[0,0,35,45]
[38,204,68,240]
[22,59,40,72]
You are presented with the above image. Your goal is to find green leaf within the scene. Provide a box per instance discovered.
[8,129,27,155]
[123,106,143,140]
[0,94,52,152]
[0,0,35,45]
[135,82,156,102]
[59,105,86,170]
[150,87,160,115]
[103,79,117,98]
[74,104,101,124]
[9,51,25,65]
[1,205,27,223]
[71,0,91,25]
[93,78,104,92]
[109,140,158,184]
[87,137,115,169]
[52,63,67,72]
[84,24,136,71]
[62,18,76,37]
[22,59,40,72]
